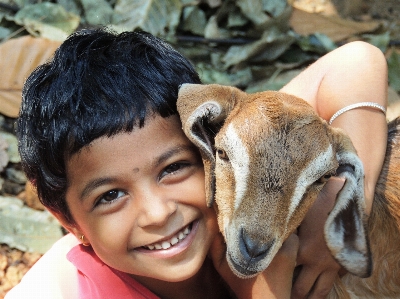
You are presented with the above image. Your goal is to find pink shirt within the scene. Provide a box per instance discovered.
[67,245,160,299]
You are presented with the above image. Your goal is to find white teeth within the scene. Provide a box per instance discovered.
[144,224,192,251]
[171,236,179,245]
[161,241,171,249]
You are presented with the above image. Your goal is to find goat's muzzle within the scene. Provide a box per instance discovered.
[227,228,276,278]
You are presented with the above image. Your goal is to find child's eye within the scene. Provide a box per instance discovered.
[97,189,127,205]
[160,162,190,179]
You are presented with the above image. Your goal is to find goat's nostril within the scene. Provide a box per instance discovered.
[239,228,274,262]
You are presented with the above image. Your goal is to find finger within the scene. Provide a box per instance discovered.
[267,234,299,282]
[208,233,255,297]
[282,233,300,253]
[276,233,299,262]
[308,271,338,299]
[260,234,299,299]
[208,232,226,266]
[317,176,345,206]
[208,233,246,284]
[291,267,319,299]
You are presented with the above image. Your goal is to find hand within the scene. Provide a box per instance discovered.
[291,177,346,299]
[210,232,299,299]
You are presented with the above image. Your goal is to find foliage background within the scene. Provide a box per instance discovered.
[0,0,400,94]
[0,0,399,297]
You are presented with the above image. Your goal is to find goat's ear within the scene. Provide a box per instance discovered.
[177,83,242,207]
[324,131,372,278]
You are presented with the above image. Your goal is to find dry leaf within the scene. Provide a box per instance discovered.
[0,35,61,118]
[18,181,45,211]
[289,8,380,42]
[0,244,42,296]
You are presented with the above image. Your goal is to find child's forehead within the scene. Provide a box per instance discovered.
[68,114,187,162]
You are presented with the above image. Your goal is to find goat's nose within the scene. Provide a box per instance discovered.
[239,228,274,262]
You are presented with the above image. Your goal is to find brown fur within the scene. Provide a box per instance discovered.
[329,118,400,299]
[177,83,400,298]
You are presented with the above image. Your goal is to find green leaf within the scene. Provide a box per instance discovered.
[197,62,253,86]
[56,0,83,16]
[112,0,182,38]
[180,6,207,36]
[388,50,400,92]
[12,0,32,7]
[279,46,317,64]
[246,69,301,93]
[204,15,231,39]
[296,33,337,54]
[222,28,295,68]
[227,9,248,28]
[0,196,63,253]
[261,0,288,17]
[362,32,390,53]
[236,0,270,27]
[80,0,114,25]
[0,26,11,39]
[11,2,80,41]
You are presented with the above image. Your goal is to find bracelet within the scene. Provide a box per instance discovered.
[329,102,386,125]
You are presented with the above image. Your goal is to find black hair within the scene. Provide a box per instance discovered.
[17,28,201,223]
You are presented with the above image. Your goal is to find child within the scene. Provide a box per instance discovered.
[6,28,387,299]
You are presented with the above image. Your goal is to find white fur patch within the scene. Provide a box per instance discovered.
[286,144,334,223]
[325,166,368,276]
[222,124,250,210]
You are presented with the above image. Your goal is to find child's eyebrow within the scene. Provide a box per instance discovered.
[79,177,117,202]
[151,144,197,168]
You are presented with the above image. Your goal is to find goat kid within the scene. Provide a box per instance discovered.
[176,83,400,298]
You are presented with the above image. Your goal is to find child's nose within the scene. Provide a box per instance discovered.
[136,189,177,227]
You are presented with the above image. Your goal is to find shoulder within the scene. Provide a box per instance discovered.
[5,234,79,299]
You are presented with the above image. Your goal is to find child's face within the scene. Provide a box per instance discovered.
[64,115,219,282]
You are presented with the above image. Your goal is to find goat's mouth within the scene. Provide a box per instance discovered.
[226,253,261,278]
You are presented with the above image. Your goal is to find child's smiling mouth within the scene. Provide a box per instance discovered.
[144,223,193,250]
[139,221,197,253]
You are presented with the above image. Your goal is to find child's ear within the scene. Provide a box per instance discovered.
[50,210,83,239]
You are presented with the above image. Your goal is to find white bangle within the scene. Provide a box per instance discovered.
[329,102,386,125]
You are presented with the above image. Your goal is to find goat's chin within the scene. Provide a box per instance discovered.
[226,252,260,279]
[226,252,266,279]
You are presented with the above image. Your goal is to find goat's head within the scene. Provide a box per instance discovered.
[177,83,371,279]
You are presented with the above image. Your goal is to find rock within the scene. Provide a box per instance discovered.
[1,181,24,196]
[0,135,8,173]
[0,132,19,164]
[5,168,26,185]
[0,196,63,254]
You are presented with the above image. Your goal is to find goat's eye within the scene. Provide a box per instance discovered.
[316,173,332,184]
[217,149,229,160]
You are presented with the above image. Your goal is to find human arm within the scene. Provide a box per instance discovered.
[210,232,299,299]
[280,41,388,298]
